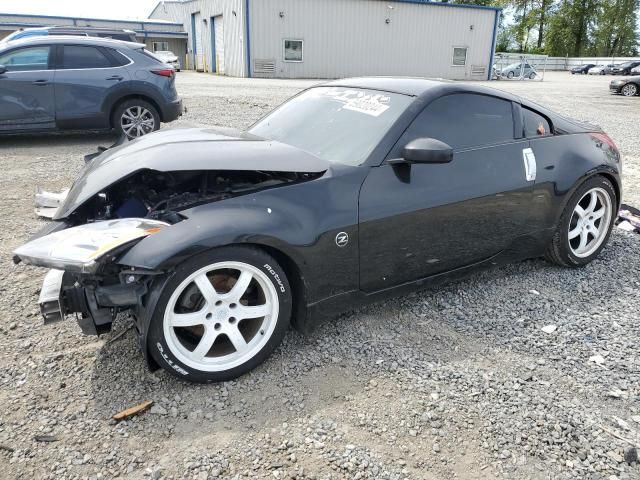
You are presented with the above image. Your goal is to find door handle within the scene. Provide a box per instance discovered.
[32,79,49,86]
[106,75,123,81]
[522,148,537,182]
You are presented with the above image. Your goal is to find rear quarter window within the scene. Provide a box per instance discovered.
[523,107,551,137]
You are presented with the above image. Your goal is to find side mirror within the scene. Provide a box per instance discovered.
[395,137,453,164]
[0,65,7,75]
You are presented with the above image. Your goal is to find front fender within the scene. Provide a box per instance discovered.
[118,201,312,273]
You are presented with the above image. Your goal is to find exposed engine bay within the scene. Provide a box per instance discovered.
[71,169,321,224]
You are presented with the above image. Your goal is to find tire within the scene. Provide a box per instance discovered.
[600,70,605,75]
[529,72,536,79]
[621,83,638,97]
[545,176,617,268]
[148,246,292,383]
[507,71,514,79]
[112,99,160,139]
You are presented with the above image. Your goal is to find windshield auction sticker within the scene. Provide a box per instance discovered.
[323,89,391,117]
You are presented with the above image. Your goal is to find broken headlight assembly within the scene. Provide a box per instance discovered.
[13,218,169,273]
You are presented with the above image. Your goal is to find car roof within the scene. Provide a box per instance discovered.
[321,76,520,102]
[0,35,144,50]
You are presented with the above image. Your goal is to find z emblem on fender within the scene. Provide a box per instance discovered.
[335,232,349,247]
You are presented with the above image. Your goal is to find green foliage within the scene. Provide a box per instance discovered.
[455,0,639,56]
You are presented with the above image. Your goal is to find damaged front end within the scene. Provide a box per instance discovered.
[14,128,328,337]
[14,219,168,335]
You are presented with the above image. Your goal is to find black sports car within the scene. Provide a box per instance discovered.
[610,61,640,75]
[609,77,640,96]
[14,78,622,383]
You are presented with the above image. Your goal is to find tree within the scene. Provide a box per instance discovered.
[591,0,639,56]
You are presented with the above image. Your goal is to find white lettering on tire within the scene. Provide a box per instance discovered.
[156,342,189,375]
[263,264,286,293]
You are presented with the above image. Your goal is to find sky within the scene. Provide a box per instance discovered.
[0,0,160,20]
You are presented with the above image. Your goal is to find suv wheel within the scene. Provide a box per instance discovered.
[113,99,160,139]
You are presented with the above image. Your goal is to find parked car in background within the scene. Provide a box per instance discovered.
[14,78,622,382]
[1,26,137,44]
[610,77,640,96]
[499,62,538,79]
[571,64,596,74]
[0,36,182,138]
[631,65,640,75]
[153,50,181,71]
[588,64,616,75]
[611,61,640,75]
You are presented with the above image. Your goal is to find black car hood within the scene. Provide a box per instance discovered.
[54,128,330,219]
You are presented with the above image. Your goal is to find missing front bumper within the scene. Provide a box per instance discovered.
[39,269,65,325]
[37,269,148,336]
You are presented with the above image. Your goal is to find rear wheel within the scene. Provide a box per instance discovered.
[113,99,160,139]
[621,83,638,97]
[528,72,536,79]
[507,71,515,79]
[148,246,292,383]
[546,176,616,267]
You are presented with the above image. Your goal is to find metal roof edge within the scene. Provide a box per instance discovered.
[391,0,502,13]
[0,12,185,27]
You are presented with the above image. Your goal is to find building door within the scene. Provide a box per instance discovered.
[191,12,204,71]
[213,15,225,75]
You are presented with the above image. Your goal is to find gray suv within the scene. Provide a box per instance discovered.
[0,36,183,138]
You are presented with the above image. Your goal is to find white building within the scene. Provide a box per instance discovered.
[0,13,188,64]
[150,0,500,80]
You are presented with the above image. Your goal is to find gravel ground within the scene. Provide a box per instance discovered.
[1,72,639,480]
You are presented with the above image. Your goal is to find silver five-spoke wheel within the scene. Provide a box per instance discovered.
[121,106,156,138]
[568,187,612,258]
[163,261,279,372]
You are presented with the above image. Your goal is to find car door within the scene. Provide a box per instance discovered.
[0,44,55,130]
[358,93,535,293]
[53,43,131,129]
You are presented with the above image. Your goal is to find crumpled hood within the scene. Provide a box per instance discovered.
[54,127,329,220]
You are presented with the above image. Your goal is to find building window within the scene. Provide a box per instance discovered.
[452,47,467,66]
[283,39,303,62]
[153,41,169,52]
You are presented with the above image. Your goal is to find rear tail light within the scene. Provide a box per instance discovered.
[591,132,618,150]
[151,68,175,78]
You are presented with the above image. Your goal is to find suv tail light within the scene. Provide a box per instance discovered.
[151,68,175,78]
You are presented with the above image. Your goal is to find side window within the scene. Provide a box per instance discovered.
[0,46,50,71]
[61,45,112,69]
[523,107,551,137]
[104,48,131,67]
[403,93,514,150]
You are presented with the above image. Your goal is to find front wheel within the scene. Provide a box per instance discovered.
[621,83,638,97]
[507,71,515,79]
[546,176,616,268]
[148,246,292,383]
[113,99,160,139]
[529,72,536,79]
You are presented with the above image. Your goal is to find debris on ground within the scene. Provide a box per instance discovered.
[112,400,154,421]
[541,324,557,334]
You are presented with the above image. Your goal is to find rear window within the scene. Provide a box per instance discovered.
[61,45,111,69]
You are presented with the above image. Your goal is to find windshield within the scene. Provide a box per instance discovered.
[249,87,412,166]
